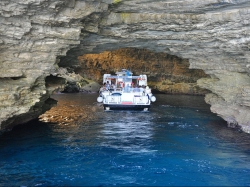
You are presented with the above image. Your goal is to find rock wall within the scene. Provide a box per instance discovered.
[0,0,250,133]
[0,0,109,131]
[77,48,209,95]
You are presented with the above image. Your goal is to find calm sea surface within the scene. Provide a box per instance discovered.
[1,93,250,186]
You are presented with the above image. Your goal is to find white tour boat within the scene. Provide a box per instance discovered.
[97,69,156,111]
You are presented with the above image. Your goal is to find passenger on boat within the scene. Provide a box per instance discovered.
[131,82,134,88]
[134,85,140,92]
[116,83,121,90]
[106,81,110,90]
[110,83,116,91]
[145,86,151,93]
[119,81,124,88]
[130,84,135,92]
[145,86,151,99]
[99,83,107,93]
[124,84,131,93]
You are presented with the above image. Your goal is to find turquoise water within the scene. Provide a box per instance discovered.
[1,93,250,186]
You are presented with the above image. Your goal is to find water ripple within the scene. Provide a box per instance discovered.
[1,93,250,186]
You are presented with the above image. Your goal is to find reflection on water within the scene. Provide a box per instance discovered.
[1,93,250,186]
[99,118,155,153]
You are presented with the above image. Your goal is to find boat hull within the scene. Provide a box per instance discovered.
[103,104,150,110]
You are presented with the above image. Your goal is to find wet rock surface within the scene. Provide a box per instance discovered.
[39,94,96,126]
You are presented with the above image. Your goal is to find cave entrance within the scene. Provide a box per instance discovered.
[59,47,209,95]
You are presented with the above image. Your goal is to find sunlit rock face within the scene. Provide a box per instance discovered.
[0,0,109,131]
[1,0,250,132]
[77,48,209,95]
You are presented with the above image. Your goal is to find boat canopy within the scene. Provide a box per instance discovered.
[105,75,141,79]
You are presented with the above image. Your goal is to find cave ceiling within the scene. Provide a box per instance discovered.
[61,0,250,74]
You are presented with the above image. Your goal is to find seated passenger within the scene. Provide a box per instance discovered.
[99,84,107,93]
[130,84,135,92]
[145,86,151,94]
[124,84,130,93]
[106,81,110,90]
[134,85,140,92]
[110,83,116,91]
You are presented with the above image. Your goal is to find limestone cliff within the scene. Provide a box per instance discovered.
[0,0,250,133]
[0,0,109,131]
